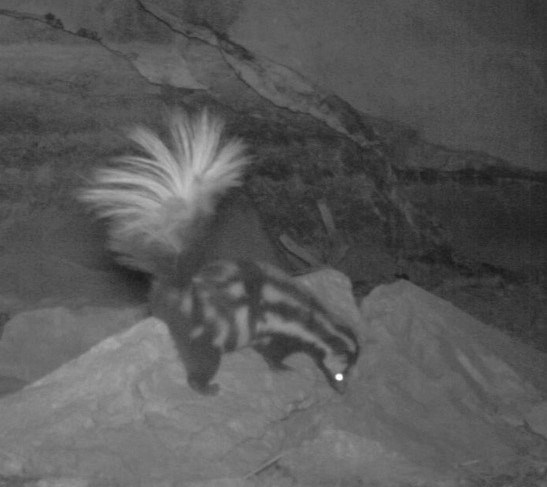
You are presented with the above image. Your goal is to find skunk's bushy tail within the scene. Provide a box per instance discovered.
[79,110,252,276]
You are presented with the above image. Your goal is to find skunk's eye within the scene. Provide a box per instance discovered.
[334,373,344,383]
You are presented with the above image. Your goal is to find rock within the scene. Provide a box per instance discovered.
[0,275,545,486]
[354,280,547,473]
[0,305,144,382]
[525,401,547,439]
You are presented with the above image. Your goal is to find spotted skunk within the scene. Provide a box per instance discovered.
[79,110,359,395]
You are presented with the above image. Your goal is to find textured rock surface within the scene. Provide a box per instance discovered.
[0,305,143,383]
[0,276,545,486]
[2,0,544,170]
[0,0,544,279]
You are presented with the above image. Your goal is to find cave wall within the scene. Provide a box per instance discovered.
[228,0,545,171]
[2,0,544,171]
[0,0,545,278]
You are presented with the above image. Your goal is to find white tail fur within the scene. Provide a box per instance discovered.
[79,110,252,274]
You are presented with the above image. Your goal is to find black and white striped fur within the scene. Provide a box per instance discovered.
[151,259,359,395]
[79,109,360,395]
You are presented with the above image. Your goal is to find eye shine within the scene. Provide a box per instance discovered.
[80,110,360,395]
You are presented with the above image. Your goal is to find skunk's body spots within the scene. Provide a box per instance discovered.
[234,306,250,347]
[226,282,246,300]
[157,259,359,395]
[80,110,360,395]
[261,284,302,310]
